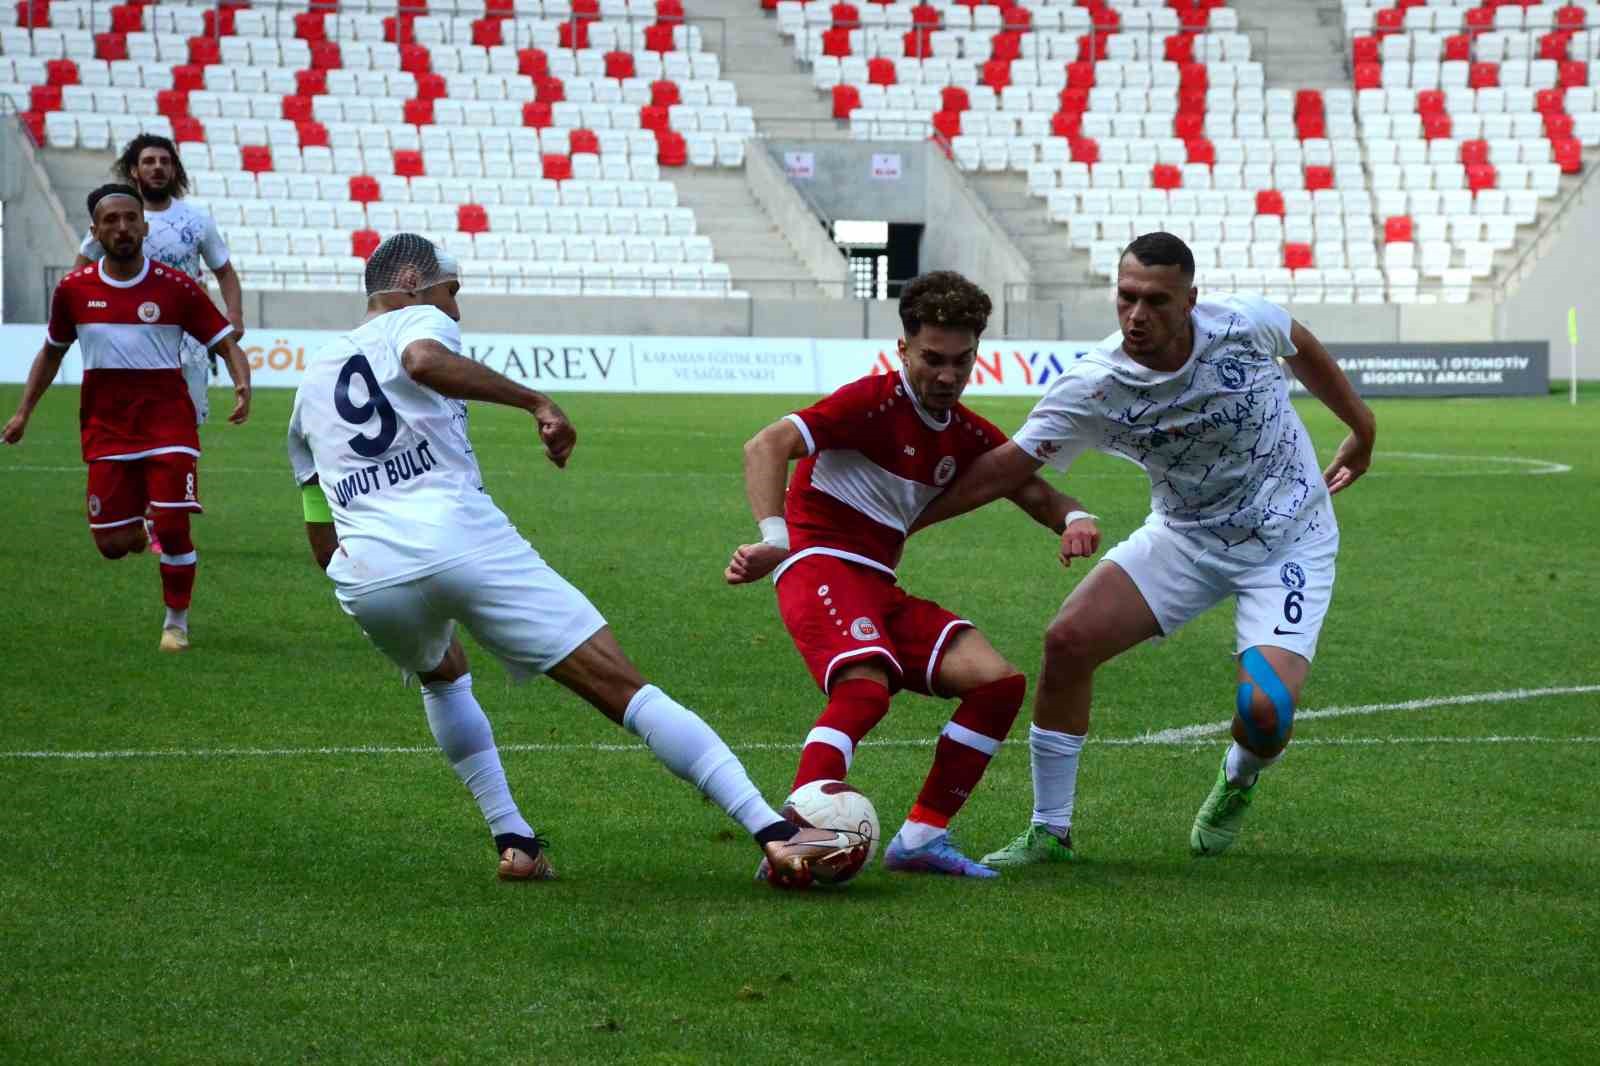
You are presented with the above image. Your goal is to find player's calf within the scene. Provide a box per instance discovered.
[1234,646,1295,759]
[151,511,197,648]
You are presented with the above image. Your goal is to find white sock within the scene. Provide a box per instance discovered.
[164,607,189,632]
[623,684,782,835]
[1225,741,1282,789]
[893,820,945,851]
[422,673,533,839]
[1029,724,1085,838]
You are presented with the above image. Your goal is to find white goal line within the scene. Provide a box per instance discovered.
[2,683,1595,762]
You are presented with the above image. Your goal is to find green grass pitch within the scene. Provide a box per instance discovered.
[1,382,1596,1064]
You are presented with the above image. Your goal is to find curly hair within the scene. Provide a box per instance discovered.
[114,133,189,199]
[898,271,993,338]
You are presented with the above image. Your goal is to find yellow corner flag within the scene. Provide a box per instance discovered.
[1569,307,1579,346]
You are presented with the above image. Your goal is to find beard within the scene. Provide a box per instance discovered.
[137,174,174,200]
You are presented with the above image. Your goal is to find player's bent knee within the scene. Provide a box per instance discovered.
[1235,648,1295,753]
[1042,615,1102,671]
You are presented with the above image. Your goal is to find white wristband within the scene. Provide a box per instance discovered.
[1064,510,1098,529]
[758,516,790,550]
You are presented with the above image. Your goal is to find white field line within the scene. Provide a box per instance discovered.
[3,683,1595,762]
[0,451,1576,480]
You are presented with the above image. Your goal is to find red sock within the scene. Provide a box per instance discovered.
[907,674,1026,828]
[153,513,196,611]
[793,677,892,789]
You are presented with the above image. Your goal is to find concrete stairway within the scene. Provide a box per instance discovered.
[685,0,845,139]
[1229,0,1349,90]
[673,167,826,295]
[966,171,1094,298]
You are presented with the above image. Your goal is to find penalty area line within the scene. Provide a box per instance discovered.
[2,683,1596,762]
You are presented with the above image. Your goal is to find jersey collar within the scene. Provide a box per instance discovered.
[97,257,150,289]
[898,369,952,431]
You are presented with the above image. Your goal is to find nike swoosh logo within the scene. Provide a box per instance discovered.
[1273,626,1301,635]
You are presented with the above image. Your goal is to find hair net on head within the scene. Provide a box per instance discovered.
[364,233,460,296]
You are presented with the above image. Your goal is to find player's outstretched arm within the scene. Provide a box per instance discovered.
[401,339,575,467]
[725,418,808,585]
[1287,321,1377,495]
[912,441,1043,533]
[212,335,252,425]
[1007,476,1102,567]
[2,343,68,445]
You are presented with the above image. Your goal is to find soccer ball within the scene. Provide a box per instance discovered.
[780,779,880,885]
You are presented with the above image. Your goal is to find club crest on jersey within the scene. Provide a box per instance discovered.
[849,617,879,641]
[87,494,101,517]
[1280,562,1306,590]
[1217,357,1247,389]
[934,456,957,486]
[137,301,161,323]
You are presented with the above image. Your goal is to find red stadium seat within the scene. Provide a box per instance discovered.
[1051,110,1082,138]
[187,35,220,66]
[1151,164,1182,189]
[1416,89,1445,114]
[830,3,858,28]
[1466,164,1497,192]
[1076,32,1109,62]
[1001,5,1030,32]
[558,17,591,49]
[1185,137,1215,165]
[1090,6,1119,30]
[1180,63,1208,92]
[1544,112,1575,139]
[940,85,969,112]
[1059,87,1088,113]
[1353,62,1380,90]
[157,89,188,118]
[821,26,851,56]
[296,120,328,148]
[471,17,504,48]
[1465,6,1494,31]
[416,73,447,100]
[1443,35,1471,61]
[1422,112,1452,139]
[29,84,61,112]
[1304,165,1334,190]
[95,32,128,61]
[1070,137,1098,164]
[541,152,573,180]
[1164,33,1195,63]
[486,0,514,12]
[1468,63,1499,89]
[394,149,425,177]
[1296,113,1326,139]
[110,4,142,32]
[171,116,205,143]
[202,7,235,36]
[571,0,599,17]
[903,28,933,58]
[1459,139,1489,166]
[1282,243,1313,270]
[522,100,552,127]
[1295,89,1323,116]
[401,44,431,75]
[240,145,273,173]
[352,230,381,259]
[1539,30,1574,61]
[650,80,680,108]
[831,84,861,119]
[1384,216,1413,243]
[1174,111,1203,139]
[1351,36,1378,64]
[309,40,342,70]
[604,51,635,79]
[295,69,328,96]
[655,0,685,24]
[911,2,940,28]
[569,128,599,155]
[404,97,434,124]
[171,65,204,92]
[655,130,687,166]
[1255,189,1285,215]
[865,57,894,85]
[990,31,1021,62]
[1066,62,1095,89]
[932,110,961,139]
[1374,7,1402,33]
[294,10,327,41]
[15,1,48,28]
[1178,6,1208,30]
[45,58,78,86]
[640,103,670,130]
[536,76,565,103]
[349,175,381,203]
[518,48,549,78]
[1552,137,1583,173]
[384,14,417,45]
[1559,61,1589,88]
[1556,4,1587,30]
[981,60,1011,91]
[457,204,489,234]
[1537,88,1568,114]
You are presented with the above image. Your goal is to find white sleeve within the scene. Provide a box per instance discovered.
[1233,294,1297,359]
[198,213,230,270]
[1010,377,1094,473]
[392,306,462,357]
[79,230,102,259]
[286,397,318,486]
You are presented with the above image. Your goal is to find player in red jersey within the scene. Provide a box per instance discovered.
[3,184,252,652]
[726,271,1101,879]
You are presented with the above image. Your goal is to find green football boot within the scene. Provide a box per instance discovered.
[979,824,1075,867]
[1190,755,1256,857]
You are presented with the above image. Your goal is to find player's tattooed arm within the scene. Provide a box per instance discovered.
[402,339,575,467]
[911,441,1042,532]
[1286,320,1376,495]
[725,418,808,585]
[2,343,68,445]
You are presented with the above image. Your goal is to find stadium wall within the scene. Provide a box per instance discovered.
[1497,172,1600,380]
[0,117,77,324]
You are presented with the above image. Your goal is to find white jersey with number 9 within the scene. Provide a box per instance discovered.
[287,305,524,596]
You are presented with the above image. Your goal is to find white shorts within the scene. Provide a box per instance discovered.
[335,541,608,681]
[1103,519,1339,662]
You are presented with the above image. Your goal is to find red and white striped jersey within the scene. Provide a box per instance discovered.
[775,370,1007,583]
[46,259,232,462]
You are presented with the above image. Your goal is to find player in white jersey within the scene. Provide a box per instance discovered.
[915,232,1377,861]
[76,134,245,426]
[286,234,846,886]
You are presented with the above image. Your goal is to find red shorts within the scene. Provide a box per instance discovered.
[85,452,202,530]
[775,553,971,696]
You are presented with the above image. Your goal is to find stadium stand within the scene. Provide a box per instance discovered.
[0,0,757,296]
[774,0,1594,303]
